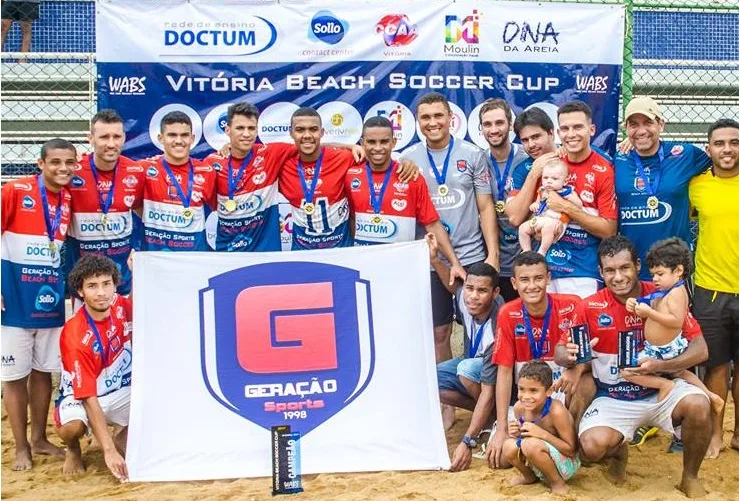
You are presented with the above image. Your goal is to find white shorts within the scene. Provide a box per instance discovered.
[578,379,707,441]
[1,326,61,381]
[547,277,599,299]
[55,386,131,428]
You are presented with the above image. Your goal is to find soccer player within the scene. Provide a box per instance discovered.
[571,235,711,497]
[400,92,499,363]
[690,118,739,458]
[479,98,529,301]
[279,107,417,251]
[616,97,711,280]
[66,109,144,295]
[55,255,131,481]
[487,252,582,470]
[1,138,75,470]
[140,111,216,251]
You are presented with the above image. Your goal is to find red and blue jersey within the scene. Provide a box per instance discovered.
[140,158,216,252]
[345,162,439,245]
[577,282,702,401]
[207,142,296,252]
[279,147,354,250]
[65,154,145,295]
[1,176,72,328]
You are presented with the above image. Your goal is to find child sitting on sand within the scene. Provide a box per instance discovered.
[518,160,582,256]
[502,360,579,495]
[623,238,723,413]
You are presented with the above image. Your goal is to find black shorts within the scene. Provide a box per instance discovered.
[693,285,739,368]
[498,276,519,303]
[1,2,39,22]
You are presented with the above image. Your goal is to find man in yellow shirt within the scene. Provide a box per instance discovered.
[689,118,739,457]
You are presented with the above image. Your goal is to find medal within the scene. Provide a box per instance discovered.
[37,174,63,255]
[182,207,194,219]
[490,147,515,216]
[89,155,117,225]
[49,241,57,254]
[297,149,324,218]
[632,146,664,211]
[646,196,659,209]
[522,295,553,360]
[224,199,237,212]
[371,215,383,225]
[366,161,395,221]
[529,216,538,227]
[101,213,109,225]
[160,158,195,221]
[426,137,454,199]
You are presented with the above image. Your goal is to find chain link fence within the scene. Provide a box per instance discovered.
[1,0,737,184]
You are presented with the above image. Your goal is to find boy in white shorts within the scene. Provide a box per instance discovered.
[54,255,132,482]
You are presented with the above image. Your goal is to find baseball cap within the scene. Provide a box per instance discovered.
[624,96,663,122]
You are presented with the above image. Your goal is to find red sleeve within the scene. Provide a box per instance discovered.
[265,142,298,169]
[344,173,355,213]
[683,310,702,341]
[595,161,618,220]
[1,182,16,231]
[414,176,439,226]
[492,307,515,367]
[60,324,101,400]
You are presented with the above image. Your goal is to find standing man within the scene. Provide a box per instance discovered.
[1,0,39,52]
[574,235,711,497]
[1,138,75,470]
[401,92,499,362]
[616,97,711,280]
[66,109,144,295]
[690,118,739,457]
[140,111,216,251]
[479,98,529,301]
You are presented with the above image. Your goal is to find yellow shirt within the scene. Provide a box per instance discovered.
[689,169,739,293]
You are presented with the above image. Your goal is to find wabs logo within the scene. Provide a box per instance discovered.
[309,10,348,45]
[108,76,147,96]
[444,10,480,57]
[199,262,375,436]
[503,21,560,53]
[576,75,609,94]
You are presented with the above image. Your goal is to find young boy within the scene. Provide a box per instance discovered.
[518,160,582,256]
[623,238,723,412]
[502,360,580,495]
[54,255,132,482]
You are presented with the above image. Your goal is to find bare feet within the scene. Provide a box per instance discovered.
[679,476,707,498]
[705,434,725,459]
[441,404,456,431]
[657,379,676,402]
[508,474,537,486]
[32,438,65,457]
[730,433,739,451]
[550,482,570,496]
[707,391,725,415]
[606,443,628,485]
[12,445,32,471]
[62,445,86,475]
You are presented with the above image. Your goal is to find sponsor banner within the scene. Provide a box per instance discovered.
[127,242,448,481]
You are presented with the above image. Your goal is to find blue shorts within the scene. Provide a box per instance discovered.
[437,357,483,396]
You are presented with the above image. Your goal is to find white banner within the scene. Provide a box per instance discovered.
[127,241,450,481]
[97,0,624,65]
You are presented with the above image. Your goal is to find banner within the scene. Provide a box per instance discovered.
[127,241,449,481]
[96,0,625,161]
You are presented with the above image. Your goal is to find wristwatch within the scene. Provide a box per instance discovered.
[462,435,478,449]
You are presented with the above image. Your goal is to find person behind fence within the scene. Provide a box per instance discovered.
[1,0,39,53]
[518,159,582,256]
[54,254,131,482]
[1,138,75,471]
[502,360,580,496]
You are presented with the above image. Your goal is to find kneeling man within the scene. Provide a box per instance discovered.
[55,255,131,482]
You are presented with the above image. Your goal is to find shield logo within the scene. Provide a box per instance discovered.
[199,261,375,436]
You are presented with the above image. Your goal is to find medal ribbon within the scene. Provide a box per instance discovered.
[522,295,553,360]
[536,186,573,216]
[365,161,395,214]
[297,148,324,207]
[83,307,112,367]
[468,318,489,359]
[632,145,664,200]
[37,174,63,246]
[160,159,194,210]
[227,151,254,200]
[425,136,455,188]
[89,156,118,218]
[637,279,686,305]
[516,397,552,448]
[490,146,515,203]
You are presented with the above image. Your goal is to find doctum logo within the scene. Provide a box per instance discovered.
[309,10,348,45]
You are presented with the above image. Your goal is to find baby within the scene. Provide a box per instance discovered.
[518,160,582,256]
[623,238,723,412]
[502,360,579,496]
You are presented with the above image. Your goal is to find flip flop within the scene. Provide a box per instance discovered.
[630,425,659,446]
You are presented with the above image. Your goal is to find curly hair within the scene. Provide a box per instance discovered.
[518,360,553,389]
[68,255,121,293]
[645,237,692,278]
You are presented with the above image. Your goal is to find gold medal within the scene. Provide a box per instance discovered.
[530,216,538,227]
[646,196,659,210]
[437,184,449,197]
[182,207,194,219]
[49,241,57,254]
[303,202,315,215]
[371,215,383,225]
[224,199,237,213]
[495,201,505,214]
[101,213,109,225]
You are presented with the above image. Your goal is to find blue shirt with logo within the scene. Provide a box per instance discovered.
[615,141,711,280]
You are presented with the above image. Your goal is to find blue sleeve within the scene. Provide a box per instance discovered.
[591,144,612,163]
[687,144,712,177]
[511,159,532,191]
